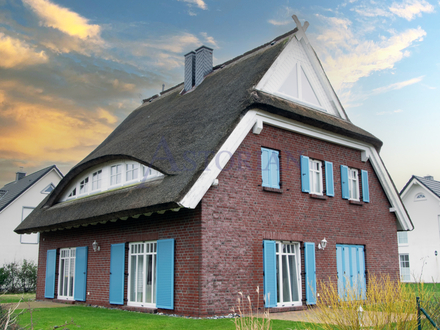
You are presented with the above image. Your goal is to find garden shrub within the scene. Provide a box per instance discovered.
[0,260,37,293]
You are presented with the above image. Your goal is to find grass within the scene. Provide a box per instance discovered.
[16,306,308,330]
[0,293,35,303]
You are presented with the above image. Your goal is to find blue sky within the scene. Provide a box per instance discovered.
[0,0,438,190]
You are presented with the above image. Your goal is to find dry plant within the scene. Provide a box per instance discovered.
[231,286,271,330]
[308,274,432,330]
[0,294,23,330]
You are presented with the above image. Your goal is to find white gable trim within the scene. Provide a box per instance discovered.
[178,109,412,231]
[400,177,440,202]
[0,167,63,216]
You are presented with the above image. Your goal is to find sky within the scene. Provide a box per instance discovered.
[0,0,439,191]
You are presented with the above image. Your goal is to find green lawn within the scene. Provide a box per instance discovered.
[0,293,35,303]
[16,306,309,330]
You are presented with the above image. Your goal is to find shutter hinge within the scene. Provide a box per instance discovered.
[301,271,306,276]
[125,272,129,277]
[124,298,128,302]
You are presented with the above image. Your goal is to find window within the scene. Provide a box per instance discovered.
[0,190,6,200]
[126,163,139,182]
[20,207,38,244]
[309,159,323,195]
[261,148,280,189]
[275,242,301,306]
[341,166,369,202]
[399,254,410,282]
[348,168,359,200]
[110,165,122,186]
[58,248,76,300]
[415,193,426,201]
[79,177,89,195]
[397,232,408,245]
[41,183,55,194]
[92,170,102,191]
[128,242,157,307]
[67,188,76,198]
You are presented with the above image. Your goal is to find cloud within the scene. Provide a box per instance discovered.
[178,0,207,10]
[376,109,403,115]
[313,15,426,93]
[372,76,424,94]
[22,0,102,40]
[268,19,291,26]
[0,32,48,68]
[200,32,218,48]
[354,7,393,17]
[389,0,435,20]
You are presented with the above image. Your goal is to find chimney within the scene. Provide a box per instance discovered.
[184,51,195,92]
[184,46,213,92]
[195,46,213,87]
[16,167,26,181]
[424,175,434,180]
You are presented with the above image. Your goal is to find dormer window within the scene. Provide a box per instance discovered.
[0,190,7,200]
[110,165,122,186]
[79,177,89,194]
[92,170,102,191]
[126,163,139,182]
[61,160,164,202]
[414,192,426,201]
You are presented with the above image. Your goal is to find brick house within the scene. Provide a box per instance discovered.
[15,17,412,316]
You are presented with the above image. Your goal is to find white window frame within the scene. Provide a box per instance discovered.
[309,159,323,195]
[58,248,76,300]
[79,177,89,195]
[110,164,122,186]
[399,254,410,282]
[91,170,102,191]
[275,241,302,307]
[414,192,426,201]
[126,162,140,183]
[348,168,360,201]
[397,232,408,245]
[20,207,39,244]
[127,241,157,308]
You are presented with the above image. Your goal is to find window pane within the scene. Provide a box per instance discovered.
[130,256,136,302]
[60,259,65,296]
[69,257,75,297]
[289,255,299,301]
[146,255,153,304]
[137,255,144,302]
[282,255,290,302]
[276,254,280,304]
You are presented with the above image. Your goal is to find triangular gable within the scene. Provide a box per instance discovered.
[400,176,440,202]
[256,16,347,119]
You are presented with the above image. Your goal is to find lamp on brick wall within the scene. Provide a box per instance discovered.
[92,240,100,252]
[318,238,327,250]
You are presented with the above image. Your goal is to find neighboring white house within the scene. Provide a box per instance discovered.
[0,166,63,265]
[399,175,440,283]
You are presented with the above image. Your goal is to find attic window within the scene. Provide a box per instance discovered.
[0,190,7,200]
[41,184,55,194]
[415,192,426,201]
[61,160,164,202]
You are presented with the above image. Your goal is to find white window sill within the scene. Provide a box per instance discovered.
[127,302,156,308]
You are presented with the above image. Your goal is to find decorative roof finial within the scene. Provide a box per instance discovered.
[292,15,309,42]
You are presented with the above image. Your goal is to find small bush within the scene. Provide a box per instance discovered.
[1,260,37,293]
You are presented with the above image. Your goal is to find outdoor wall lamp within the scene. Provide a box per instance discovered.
[318,238,327,250]
[435,250,438,257]
[92,240,100,252]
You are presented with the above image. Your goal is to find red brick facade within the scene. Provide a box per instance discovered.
[36,124,399,316]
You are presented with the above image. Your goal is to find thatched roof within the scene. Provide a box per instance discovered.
[15,30,382,234]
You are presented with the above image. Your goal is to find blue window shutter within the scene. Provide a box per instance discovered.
[325,161,334,197]
[156,239,175,310]
[361,170,370,202]
[74,246,88,301]
[357,246,366,299]
[44,249,57,298]
[269,150,280,189]
[340,165,349,199]
[304,242,316,305]
[263,240,277,308]
[261,148,270,187]
[109,243,125,305]
[301,155,310,193]
[336,245,344,298]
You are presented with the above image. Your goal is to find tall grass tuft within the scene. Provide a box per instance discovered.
[308,274,433,329]
[232,286,271,330]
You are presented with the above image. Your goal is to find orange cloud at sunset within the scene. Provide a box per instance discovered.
[0,33,48,69]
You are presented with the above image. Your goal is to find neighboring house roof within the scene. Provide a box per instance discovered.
[400,175,440,200]
[0,165,63,214]
[16,27,405,235]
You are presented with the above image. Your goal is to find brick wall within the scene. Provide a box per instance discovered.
[37,207,202,316]
[199,124,399,315]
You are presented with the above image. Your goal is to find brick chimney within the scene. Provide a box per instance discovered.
[184,46,213,92]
